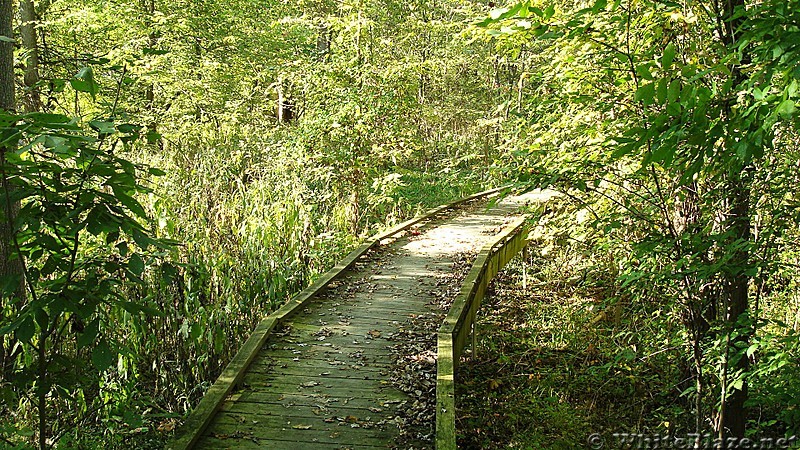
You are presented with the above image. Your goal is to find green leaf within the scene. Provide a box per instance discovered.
[655,78,667,104]
[91,339,115,371]
[89,120,116,135]
[592,0,607,12]
[117,192,147,219]
[543,4,555,19]
[119,301,164,317]
[117,123,142,134]
[634,82,656,105]
[24,113,73,125]
[636,64,654,81]
[189,323,202,341]
[145,131,162,144]
[77,319,100,349]
[70,67,100,100]
[662,43,676,70]
[0,35,15,43]
[667,79,681,104]
[776,99,796,118]
[132,228,153,250]
[128,253,145,277]
[15,316,35,344]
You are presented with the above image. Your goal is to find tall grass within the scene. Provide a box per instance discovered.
[60,117,495,447]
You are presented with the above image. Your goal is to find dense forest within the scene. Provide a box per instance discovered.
[0,0,798,448]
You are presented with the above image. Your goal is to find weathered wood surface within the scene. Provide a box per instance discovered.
[169,188,538,449]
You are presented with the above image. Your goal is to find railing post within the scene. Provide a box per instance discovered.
[471,321,477,360]
[522,244,528,290]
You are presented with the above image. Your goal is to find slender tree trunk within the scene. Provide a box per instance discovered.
[721,171,751,441]
[143,0,162,148]
[717,0,751,442]
[1,0,26,382]
[20,0,42,112]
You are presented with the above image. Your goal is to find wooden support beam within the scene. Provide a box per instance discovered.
[435,216,529,450]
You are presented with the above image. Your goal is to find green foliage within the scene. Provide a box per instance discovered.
[475,0,800,439]
[0,63,172,448]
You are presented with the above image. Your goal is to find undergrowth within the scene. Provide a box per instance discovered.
[456,204,800,449]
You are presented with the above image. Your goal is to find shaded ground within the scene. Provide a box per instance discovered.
[455,259,684,450]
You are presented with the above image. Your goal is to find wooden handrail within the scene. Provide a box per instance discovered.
[435,216,529,450]
[167,185,509,450]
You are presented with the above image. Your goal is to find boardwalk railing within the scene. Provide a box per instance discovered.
[168,186,509,450]
[436,215,529,450]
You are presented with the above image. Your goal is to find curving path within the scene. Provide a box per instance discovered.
[175,190,541,449]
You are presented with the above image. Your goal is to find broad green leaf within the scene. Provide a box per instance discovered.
[0,35,14,43]
[117,123,142,134]
[89,120,116,135]
[119,301,164,317]
[132,228,153,250]
[667,79,681,104]
[655,79,667,104]
[634,82,656,105]
[117,192,147,219]
[636,64,654,81]
[25,113,72,124]
[592,0,607,12]
[776,99,796,118]
[70,67,100,100]
[15,317,35,344]
[662,43,676,70]
[128,253,145,277]
[146,131,162,144]
[543,4,555,19]
[92,339,115,371]
[77,319,100,349]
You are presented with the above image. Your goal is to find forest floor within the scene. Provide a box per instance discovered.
[456,259,680,449]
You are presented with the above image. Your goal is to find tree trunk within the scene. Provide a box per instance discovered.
[0,0,14,112]
[1,0,26,383]
[717,0,751,442]
[720,172,751,441]
[144,0,162,148]
[20,0,42,112]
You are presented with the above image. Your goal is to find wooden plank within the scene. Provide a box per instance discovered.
[238,373,395,391]
[195,435,389,450]
[220,398,402,418]
[435,333,456,450]
[205,413,395,445]
[249,354,392,372]
[215,402,398,422]
[247,359,393,374]
[225,390,407,407]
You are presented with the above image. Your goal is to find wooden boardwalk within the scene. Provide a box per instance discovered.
[171,190,539,449]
